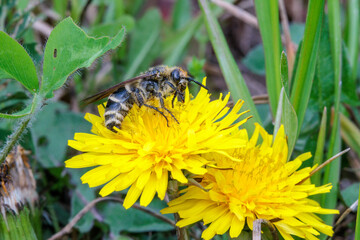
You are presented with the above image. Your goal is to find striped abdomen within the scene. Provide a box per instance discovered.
[105,88,135,131]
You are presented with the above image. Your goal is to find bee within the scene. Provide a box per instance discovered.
[82,66,208,132]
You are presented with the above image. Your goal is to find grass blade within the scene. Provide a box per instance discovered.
[340,113,360,157]
[344,0,360,82]
[355,185,360,240]
[198,0,261,132]
[321,0,342,230]
[273,88,298,161]
[281,52,289,96]
[290,0,325,133]
[274,53,297,160]
[254,0,281,117]
[311,107,327,201]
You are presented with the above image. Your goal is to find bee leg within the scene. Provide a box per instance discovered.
[143,103,170,127]
[164,80,177,91]
[164,81,178,108]
[157,93,180,125]
[171,92,178,108]
[165,81,185,106]
[134,89,171,126]
[177,93,185,103]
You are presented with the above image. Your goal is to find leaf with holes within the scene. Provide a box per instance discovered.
[41,17,125,98]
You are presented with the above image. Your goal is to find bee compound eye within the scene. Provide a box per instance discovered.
[171,69,180,81]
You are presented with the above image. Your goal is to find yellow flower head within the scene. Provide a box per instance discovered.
[65,79,249,209]
[161,124,339,240]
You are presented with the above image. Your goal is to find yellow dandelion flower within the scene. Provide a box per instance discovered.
[161,124,339,240]
[65,79,249,209]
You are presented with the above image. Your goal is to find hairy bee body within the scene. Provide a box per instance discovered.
[104,87,135,130]
[83,65,207,131]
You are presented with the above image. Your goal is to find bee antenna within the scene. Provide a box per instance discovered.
[186,77,209,90]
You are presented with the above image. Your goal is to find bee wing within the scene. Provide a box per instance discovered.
[81,73,153,105]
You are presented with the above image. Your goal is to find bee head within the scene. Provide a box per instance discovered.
[170,67,209,93]
[170,68,187,82]
[170,68,186,91]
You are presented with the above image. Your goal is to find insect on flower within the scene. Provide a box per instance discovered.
[82,65,208,131]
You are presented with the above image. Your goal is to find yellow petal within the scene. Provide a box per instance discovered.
[140,173,157,206]
[123,184,142,209]
[229,215,245,238]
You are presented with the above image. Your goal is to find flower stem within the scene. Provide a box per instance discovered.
[168,180,189,240]
[0,115,31,164]
[0,94,43,164]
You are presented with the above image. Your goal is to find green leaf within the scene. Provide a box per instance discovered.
[198,0,261,133]
[0,92,41,119]
[0,31,39,93]
[31,102,91,168]
[341,45,359,105]
[172,0,192,30]
[290,0,325,134]
[312,18,335,110]
[187,56,206,82]
[340,183,360,207]
[0,81,28,118]
[0,103,32,119]
[242,44,265,75]
[99,199,174,234]
[163,15,203,66]
[312,18,357,110]
[254,0,282,116]
[280,52,289,95]
[124,9,162,79]
[41,17,125,98]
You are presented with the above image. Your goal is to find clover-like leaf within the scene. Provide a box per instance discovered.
[0,31,39,93]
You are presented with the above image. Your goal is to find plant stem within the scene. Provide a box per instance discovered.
[168,180,189,240]
[49,197,175,240]
[0,94,42,164]
[0,115,31,164]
